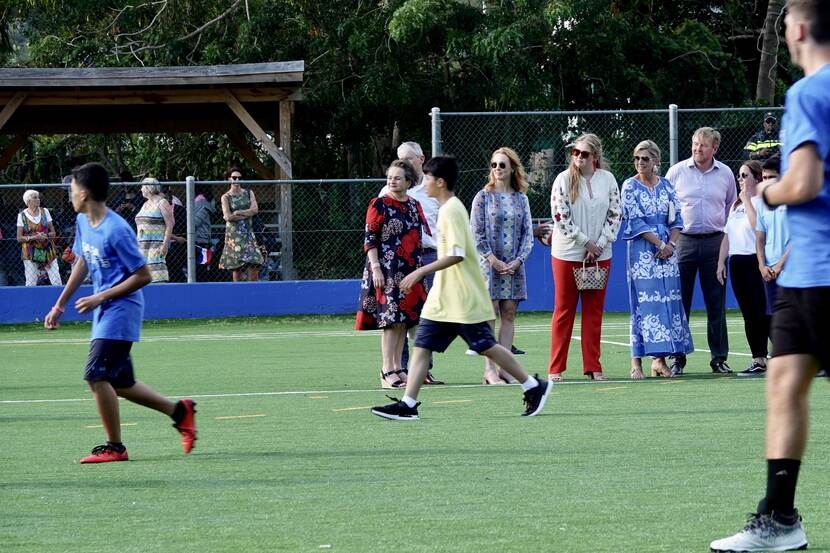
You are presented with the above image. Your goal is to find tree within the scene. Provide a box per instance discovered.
[756,0,785,106]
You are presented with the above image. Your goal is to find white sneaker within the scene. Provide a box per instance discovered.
[464,349,479,356]
[710,512,808,552]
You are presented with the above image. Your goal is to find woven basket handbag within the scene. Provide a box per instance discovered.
[573,260,609,291]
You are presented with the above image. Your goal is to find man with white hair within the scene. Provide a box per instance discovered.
[379,142,443,384]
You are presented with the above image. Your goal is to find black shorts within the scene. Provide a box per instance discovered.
[84,339,136,388]
[770,286,830,371]
[414,318,497,354]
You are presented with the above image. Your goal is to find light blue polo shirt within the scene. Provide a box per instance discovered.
[754,198,788,267]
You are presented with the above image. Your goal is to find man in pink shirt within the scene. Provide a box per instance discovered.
[665,127,737,375]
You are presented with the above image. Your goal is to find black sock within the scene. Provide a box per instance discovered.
[106,441,125,452]
[762,459,801,517]
[171,400,186,424]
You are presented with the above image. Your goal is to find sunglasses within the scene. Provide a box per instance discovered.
[571,148,592,159]
[738,172,752,179]
[491,162,507,169]
[633,155,651,163]
[230,175,241,180]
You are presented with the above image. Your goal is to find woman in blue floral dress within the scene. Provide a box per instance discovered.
[471,147,534,384]
[355,160,430,389]
[621,140,693,379]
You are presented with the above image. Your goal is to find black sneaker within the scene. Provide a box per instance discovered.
[371,396,419,421]
[711,360,733,374]
[816,369,827,378]
[669,358,684,377]
[522,376,551,417]
[737,361,767,377]
[511,345,526,355]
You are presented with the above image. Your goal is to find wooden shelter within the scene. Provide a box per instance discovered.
[0,61,304,278]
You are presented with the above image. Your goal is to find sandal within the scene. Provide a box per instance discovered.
[586,372,608,381]
[650,360,672,378]
[380,369,405,389]
[548,373,564,382]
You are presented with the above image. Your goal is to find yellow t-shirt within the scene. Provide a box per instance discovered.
[421,196,496,324]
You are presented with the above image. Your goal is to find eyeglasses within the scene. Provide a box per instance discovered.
[491,162,507,169]
[230,175,241,180]
[571,148,592,159]
[633,155,651,163]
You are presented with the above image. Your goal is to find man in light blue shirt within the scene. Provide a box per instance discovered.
[711,2,830,550]
[754,155,789,317]
[665,127,737,375]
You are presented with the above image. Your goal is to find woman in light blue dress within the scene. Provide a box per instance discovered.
[621,140,693,379]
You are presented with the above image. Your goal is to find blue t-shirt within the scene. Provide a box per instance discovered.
[72,209,146,341]
[754,199,789,267]
[778,64,830,288]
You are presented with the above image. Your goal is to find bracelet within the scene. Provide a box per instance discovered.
[658,241,667,250]
[669,240,677,248]
[52,305,65,314]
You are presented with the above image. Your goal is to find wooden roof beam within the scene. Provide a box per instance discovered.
[0,92,27,132]
[0,134,28,170]
[224,90,291,178]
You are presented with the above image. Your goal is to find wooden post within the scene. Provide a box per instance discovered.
[0,134,28,170]
[278,100,295,280]
[0,92,27,132]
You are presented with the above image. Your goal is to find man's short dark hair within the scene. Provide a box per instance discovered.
[72,162,110,201]
[763,154,782,174]
[787,0,830,44]
[423,156,459,190]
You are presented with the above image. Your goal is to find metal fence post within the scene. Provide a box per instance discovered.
[669,104,678,167]
[185,175,195,283]
[430,107,442,157]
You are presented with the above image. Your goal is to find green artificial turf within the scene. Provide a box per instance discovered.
[1,311,828,552]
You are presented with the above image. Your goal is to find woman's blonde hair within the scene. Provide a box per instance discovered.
[485,147,528,193]
[567,133,604,202]
[141,177,162,195]
[388,159,417,186]
[633,140,661,173]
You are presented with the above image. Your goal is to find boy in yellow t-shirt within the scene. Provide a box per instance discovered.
[371,156,551,421]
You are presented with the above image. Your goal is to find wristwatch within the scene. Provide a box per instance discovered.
[669,240,677,248]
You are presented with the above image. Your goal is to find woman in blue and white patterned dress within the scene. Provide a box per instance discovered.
[471,147,534,384]
[621,140,694,379]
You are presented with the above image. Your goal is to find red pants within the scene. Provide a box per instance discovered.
[548,257,611,375]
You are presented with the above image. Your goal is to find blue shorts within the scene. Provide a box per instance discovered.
[414,318,497,354]
[84,339,136,388]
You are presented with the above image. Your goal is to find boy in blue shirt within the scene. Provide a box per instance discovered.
[44,163,197,464]
[711,1,830,550]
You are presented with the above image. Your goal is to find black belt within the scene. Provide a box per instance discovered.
[681,231,723,239]
[423,247,437,252]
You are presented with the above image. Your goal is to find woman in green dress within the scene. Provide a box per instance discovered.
[218,167,264,281]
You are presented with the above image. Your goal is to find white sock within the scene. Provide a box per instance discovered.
[402,395,417,408]
[520,375,539,392]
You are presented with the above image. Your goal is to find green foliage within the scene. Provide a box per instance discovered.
[1,0,793,184]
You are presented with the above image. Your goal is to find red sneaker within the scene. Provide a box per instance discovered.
[174,399,197,454]
[80,444,129,464]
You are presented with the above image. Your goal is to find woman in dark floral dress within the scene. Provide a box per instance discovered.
[355,160,430,389]
[219,166,264,282]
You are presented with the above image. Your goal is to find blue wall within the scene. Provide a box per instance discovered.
[0,240,736,324]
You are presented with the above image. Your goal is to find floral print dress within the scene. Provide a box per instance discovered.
[621,176,694,358]
[355,196,430,330]
[219,189,264,270]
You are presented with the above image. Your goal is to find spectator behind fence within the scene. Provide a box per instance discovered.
[16,189,62,286]
[193,185,216,282]
[164,186,187,283]
[743,111,782,161]
[218,166,263,282]
[548,133,621,382]
[471,147,534,385]
[135,178,173,283]
[621,140,693,380]
[665,127,736,376]
[717,160,771,376]
[755,155,789,323]
[355,160,429,389]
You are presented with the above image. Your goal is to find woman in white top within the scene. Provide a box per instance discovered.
[548,134,621,381]
[16,189,62,286]
[717,160,770,375]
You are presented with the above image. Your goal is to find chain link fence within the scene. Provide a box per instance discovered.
[0,178,385,286]
[432,106,784,219]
